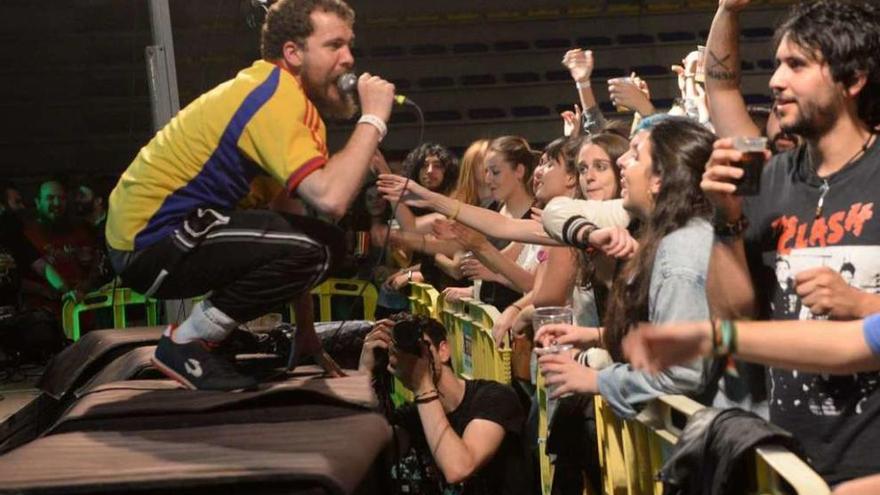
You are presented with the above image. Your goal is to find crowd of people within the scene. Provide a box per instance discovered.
[357,0,880,493]
[0,178,111,364]
[4,0,880,493]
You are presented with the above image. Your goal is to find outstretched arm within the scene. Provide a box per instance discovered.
[705,0,761,138]
[378,174,556,245]
[624,317,880,375]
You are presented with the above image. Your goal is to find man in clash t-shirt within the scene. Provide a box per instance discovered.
[702,0,880,484]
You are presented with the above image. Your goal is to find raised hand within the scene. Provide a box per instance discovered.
[357,72,395,123]
[433,220,488,251]
[460,257,495,282]
[608,77,655,115]
[562,48,594,84]
[701,138,768,221]
[358,320,394,373]
[561,104,583,137]
[442,286,473,303]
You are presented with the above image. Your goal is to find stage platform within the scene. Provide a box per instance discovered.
[0,326,390,494]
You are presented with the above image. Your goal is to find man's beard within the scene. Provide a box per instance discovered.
[302,73,358,121]
[776,97,837,141]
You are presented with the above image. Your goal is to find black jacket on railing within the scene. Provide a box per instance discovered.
[660,407,799,495]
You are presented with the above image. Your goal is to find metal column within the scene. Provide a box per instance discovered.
[145,0,189,322]
[146,0,180,132]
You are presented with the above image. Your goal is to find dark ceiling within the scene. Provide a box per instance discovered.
[0,0,787,187]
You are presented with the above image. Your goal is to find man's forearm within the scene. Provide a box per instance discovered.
[33,259,66,292]
[301,124,380,218]
[705,5,760,137]
[707,238,756,318]
[734,319,877,374]
[417,399,478,484]
[857,293,880,319]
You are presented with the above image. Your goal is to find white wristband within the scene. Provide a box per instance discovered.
[357,114,387,141]
[576,80,591,90]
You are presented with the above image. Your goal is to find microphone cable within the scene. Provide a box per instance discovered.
[288,95,426,372]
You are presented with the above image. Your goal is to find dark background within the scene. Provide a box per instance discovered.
[0,0,791,195]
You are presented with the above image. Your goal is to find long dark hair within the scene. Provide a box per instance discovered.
[573,132,629,299]
[602,117,715,360]
[403,143,460,196]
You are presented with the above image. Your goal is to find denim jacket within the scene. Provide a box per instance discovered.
[598,218,714,418]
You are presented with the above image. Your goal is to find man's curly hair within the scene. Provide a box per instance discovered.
[775,0,880,128]
[260,0,355,60]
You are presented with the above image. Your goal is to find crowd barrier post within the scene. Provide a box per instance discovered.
[536,369,555,495]
[439,296,466,376]
[408,282,440,320]
[465,301,511,384]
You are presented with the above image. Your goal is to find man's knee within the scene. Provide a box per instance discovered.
[281,214,346,276]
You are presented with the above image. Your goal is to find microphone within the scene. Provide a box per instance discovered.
[337,72,414,106]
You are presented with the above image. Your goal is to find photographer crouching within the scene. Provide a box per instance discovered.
[358,314,531,495]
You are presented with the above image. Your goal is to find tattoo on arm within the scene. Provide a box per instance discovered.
[707,50,739,82]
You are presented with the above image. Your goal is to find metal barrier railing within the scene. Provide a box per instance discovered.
[592,394,831,495]
[405,281,829,495]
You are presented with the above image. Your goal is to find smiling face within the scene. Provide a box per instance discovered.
[577,143,619,201]
[290,10,357,120]
[483,150,524,203]
[36,181,66,223]
[769,35,848,139]
[618,131,661,218]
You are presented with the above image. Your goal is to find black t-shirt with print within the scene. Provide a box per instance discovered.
[0,211,40,309]
[743,139,880,483]
[393,379,530,495]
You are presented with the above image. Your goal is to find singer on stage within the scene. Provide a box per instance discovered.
[104,0,395,391]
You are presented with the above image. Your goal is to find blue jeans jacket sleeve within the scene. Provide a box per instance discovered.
[598,219,714,418]
[598,359,707,419]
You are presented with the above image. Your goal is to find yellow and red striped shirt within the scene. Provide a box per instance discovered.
[107,60,328,251]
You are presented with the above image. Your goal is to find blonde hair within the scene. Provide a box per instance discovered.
[451,139,490,206]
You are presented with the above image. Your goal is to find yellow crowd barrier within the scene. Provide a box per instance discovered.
[434,295,511,384]
[65,278,377,341]
[535,391,829,495]
[289,278,378,323]
[589,394,830,495]
[400,282,827,494]
[62,287,160,341]
[394,283,512,405]
[409,282,440,320]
